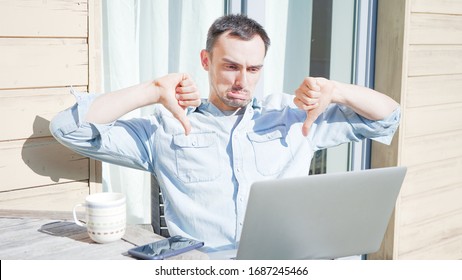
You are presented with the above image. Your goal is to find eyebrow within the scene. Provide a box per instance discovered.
[222,58,264,69]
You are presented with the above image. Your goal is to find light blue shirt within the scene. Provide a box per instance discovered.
[50,89,400,251]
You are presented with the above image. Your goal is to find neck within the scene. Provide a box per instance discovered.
[222,107,245,116]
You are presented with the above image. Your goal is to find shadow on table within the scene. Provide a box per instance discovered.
[38,221,93,243]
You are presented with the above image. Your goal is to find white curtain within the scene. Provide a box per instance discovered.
[102,0,224,224]
[261,0,313,97]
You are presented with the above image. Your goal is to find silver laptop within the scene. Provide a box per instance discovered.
[209,166,407,260]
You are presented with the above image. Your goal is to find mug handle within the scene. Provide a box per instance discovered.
[73,203,86,227]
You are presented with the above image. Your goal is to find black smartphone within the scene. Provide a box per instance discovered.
[127,235,204,260]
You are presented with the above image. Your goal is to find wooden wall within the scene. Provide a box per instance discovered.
[0,0,101,211]
[371,0,462,259]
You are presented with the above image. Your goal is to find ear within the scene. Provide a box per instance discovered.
[200,49,210,71]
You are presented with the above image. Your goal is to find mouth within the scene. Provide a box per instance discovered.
[227,89,248,100]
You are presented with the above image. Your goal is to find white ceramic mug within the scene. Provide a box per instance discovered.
[73,192,126,243]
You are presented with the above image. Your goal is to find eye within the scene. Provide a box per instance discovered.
[248,67,261,73]
[224,64,238,70]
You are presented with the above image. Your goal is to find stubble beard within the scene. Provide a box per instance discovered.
[219,87,252,109]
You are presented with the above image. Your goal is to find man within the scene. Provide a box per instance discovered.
[50,14,400,251]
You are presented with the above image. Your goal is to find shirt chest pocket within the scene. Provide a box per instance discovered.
[247,126,294,176]
[172,132,222,183]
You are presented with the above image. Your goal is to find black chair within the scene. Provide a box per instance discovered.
[150,175,170,237]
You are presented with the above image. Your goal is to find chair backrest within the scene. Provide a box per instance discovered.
[151,175,170,237]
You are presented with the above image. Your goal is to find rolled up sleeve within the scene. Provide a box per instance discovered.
[338,104,400,145]
[310,104,400,151]
[49,88,155,172]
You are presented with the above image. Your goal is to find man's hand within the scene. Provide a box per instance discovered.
[154,73,201,135]
[293,77,335,136]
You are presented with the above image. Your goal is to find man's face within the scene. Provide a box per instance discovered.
[201,32,266,111]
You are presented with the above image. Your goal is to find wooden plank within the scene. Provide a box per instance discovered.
[411,0,462,15]
[398,209,462,258]
[0,0,87,38]
[371,132,400,168]
[0,138,89,191]
[399,183,462,227]
[0,182,89,211]
[88,0,103,192]
[408,45,462,77]
[0,87,84,141]
[410,13,462,45]
[401,157,462,198]
[370,0,411,260]
[372,0,407,169]
[0,219,128,260]
[0,216,208,260]
[0,38,88,89]
[371,0,409,259]
[0,218,45,234]
[407,74,462,108]
[0,209,81,221]
[374,0,407,105]
[404,104,462,138]
[88,0,102,93]
[399,234,462,259]
[402,130,462,166]
[366,209,397,260]
[89,160,102,193]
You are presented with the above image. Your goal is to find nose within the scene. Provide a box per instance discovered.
[235,70,248,88]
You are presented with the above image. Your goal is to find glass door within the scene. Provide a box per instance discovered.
[236,0,377,174]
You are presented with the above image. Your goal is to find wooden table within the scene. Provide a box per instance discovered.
[0,209,208,260]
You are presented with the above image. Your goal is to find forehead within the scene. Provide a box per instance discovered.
[211,32,266,65]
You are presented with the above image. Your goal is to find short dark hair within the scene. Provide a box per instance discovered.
[206,14,270,56]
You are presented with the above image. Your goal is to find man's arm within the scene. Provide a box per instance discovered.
[49,73,201,172]
[293,77,399,136]
[86,73,200,135]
